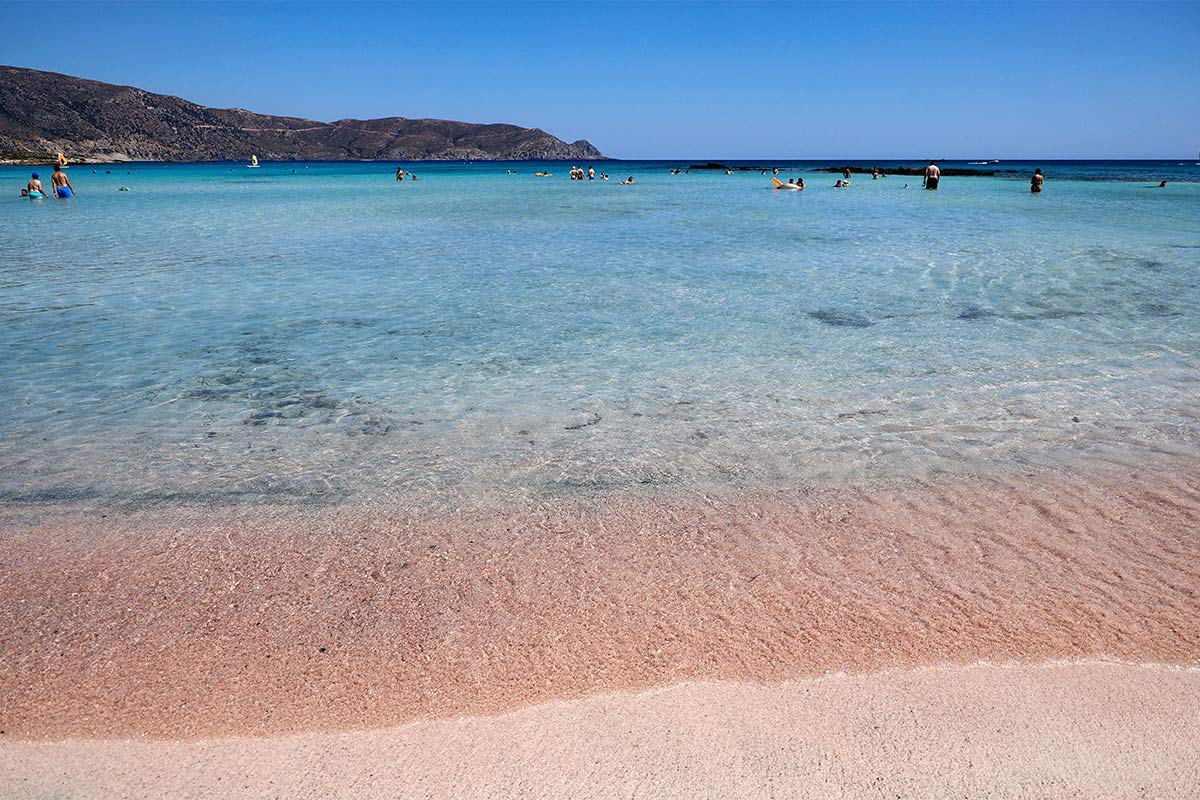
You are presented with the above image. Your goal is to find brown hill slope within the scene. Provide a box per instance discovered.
[0,66,603,162]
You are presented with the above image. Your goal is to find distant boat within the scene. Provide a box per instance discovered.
[248,154,260,168]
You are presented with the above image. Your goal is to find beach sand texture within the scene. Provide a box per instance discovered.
[2,460,1198,742]
[3,663,1198,799]
[2,456,1199,797]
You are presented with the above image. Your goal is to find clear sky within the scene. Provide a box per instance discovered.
[4,1,1197,159]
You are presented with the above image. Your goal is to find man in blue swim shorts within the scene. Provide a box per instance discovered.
[51,164,75,198]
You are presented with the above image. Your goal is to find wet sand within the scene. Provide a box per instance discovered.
[3,662,1198,799]
[2,459,1198,742]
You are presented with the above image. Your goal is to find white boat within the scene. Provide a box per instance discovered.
[248,154,260,168]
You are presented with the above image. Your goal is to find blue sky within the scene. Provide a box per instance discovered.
[4,1,1197,158]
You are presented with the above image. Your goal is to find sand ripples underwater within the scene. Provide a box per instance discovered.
[2,459,1197,739]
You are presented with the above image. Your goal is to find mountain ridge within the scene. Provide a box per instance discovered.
[0,66,604,163]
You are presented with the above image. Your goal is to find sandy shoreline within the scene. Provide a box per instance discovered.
[3,662,1198,799]
[2,460,1198,741]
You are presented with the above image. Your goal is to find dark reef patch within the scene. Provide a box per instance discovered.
[956,306,1000,321]
[1141,303,1182,317]
[807,310,874,329]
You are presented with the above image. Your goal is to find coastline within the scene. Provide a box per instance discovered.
[3,456,1197,741]
[4,662,1197,799]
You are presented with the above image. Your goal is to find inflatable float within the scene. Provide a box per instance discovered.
[772,178,804,190]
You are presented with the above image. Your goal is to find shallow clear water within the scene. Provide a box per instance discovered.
[2,160,1198,506]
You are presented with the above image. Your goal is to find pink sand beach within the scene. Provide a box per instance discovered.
[2,458,1198,796]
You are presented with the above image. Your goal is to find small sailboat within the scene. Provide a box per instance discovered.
[56,152,68,167]
[248,154,260,168]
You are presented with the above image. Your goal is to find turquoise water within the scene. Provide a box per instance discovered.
[2,161,1198,507]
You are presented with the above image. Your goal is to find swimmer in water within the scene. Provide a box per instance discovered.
[619,176,634,185]
[1031,168,1044,194]
[26,172,47,198]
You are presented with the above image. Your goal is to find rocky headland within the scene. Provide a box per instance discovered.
[0,66,603,163]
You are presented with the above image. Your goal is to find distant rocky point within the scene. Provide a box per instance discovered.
[0,66,604,163]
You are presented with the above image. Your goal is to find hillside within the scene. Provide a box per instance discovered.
[0,66,603,163]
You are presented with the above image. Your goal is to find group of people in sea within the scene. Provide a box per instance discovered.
[20,165,74,198]
[383,160,1124,194]
[18,163,162,197]
[17,160,1173,200]
[569,165,608,181]
[752,161,1062,193]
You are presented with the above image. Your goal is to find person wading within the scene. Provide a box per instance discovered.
[924,161,941,191]
[51,164,75,198]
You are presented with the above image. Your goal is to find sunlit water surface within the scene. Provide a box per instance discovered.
[2,160,1198,508]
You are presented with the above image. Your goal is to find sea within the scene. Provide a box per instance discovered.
[2,159,1198,510]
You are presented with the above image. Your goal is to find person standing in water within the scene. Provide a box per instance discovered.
[588,166,595,181]
[1031,168,1044,194]
[923,160,941,191]
[51,165,75,198]
[26,172,48,197]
